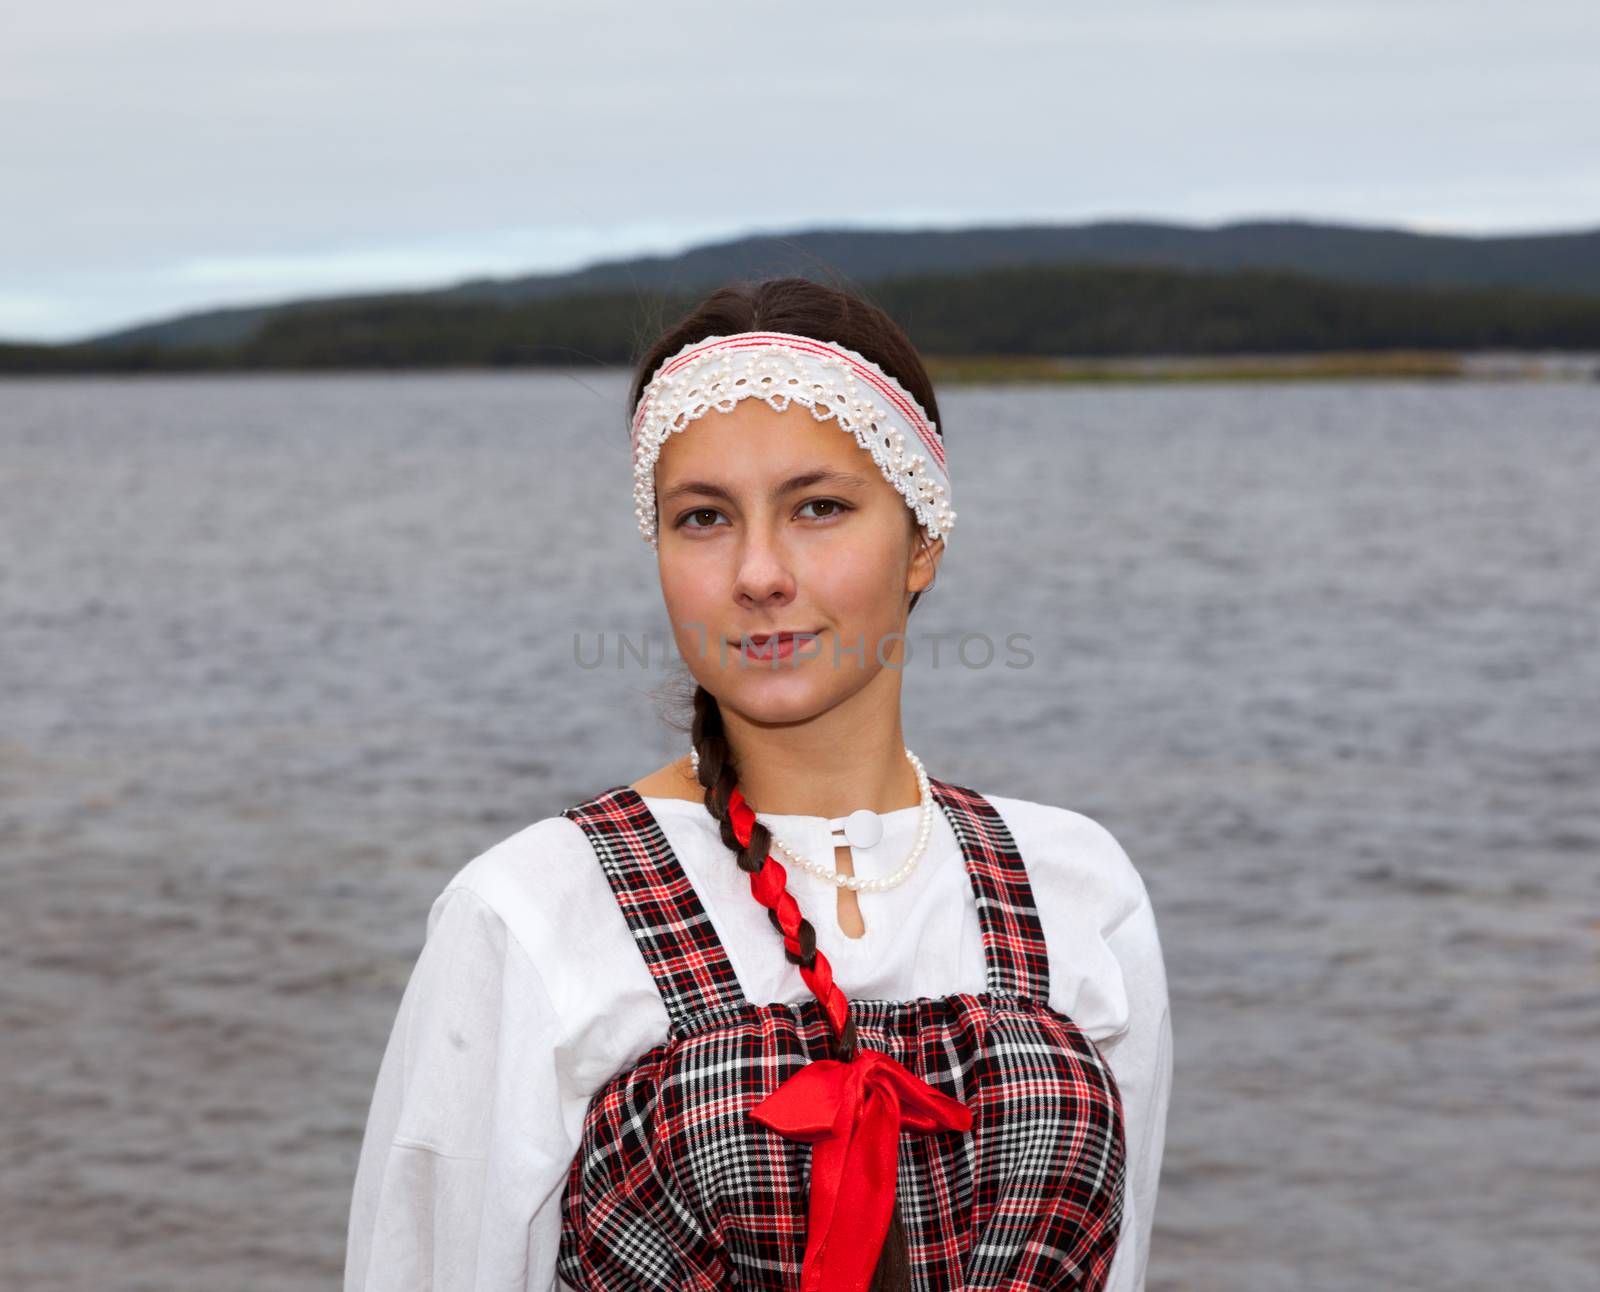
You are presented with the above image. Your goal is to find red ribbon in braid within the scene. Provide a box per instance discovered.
[725,786,851,1036]
[726,786,973,1292]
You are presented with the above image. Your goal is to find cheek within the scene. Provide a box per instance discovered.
[657,561,733,646]
[814,537,906,619]
[659,565,709,616]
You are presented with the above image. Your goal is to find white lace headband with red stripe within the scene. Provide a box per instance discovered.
[629,331,956,549]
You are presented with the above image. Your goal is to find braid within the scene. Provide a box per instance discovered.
[689,682,913,1292]
[690,684,850,1049]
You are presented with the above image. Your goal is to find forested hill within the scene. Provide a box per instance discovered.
[7,261,1600,374]
[5,218,1600,373]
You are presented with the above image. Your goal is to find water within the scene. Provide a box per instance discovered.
[1,371,1596,1290]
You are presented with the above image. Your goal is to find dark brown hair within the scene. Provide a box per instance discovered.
[632,276,944,1292]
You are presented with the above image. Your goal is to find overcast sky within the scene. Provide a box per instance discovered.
[3,0,1596,342]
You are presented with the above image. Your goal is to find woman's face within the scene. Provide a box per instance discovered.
[654,399,943,726]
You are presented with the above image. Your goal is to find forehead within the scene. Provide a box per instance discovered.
[654,399,869,481]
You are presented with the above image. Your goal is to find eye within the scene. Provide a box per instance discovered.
[799,498,853,521]
[676,506,727,530]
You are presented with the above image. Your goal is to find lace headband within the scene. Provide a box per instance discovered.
[629,331,956,549]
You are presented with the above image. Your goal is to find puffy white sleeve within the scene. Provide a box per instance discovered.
[1099,881,1174,1292]
[344,884,579,1292]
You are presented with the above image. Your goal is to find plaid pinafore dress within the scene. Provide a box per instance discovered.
[557,777,1126,1290]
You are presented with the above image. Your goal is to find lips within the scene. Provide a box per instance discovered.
[740,630,822,662]
[747,630,820,645]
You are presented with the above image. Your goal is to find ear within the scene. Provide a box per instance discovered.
[907,531,945,594]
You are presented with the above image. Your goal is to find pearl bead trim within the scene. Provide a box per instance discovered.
[630,332,956,550]
[687,746,934,894]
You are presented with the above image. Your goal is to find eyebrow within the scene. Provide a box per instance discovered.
[658,468,874,506]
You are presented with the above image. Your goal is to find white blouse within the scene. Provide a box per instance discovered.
[344,790,1173,1292]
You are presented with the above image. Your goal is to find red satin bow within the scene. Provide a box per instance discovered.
[751,1046,973,1292]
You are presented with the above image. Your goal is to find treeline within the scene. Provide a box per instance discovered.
[6,262,1600,374]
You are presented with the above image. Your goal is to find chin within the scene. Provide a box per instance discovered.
[717,674,834,727]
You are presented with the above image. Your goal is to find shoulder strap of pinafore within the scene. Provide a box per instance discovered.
[561,785,747,1032]
[928,777,1053,1003]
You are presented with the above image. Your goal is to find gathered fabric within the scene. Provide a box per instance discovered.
[750,1047,973,1292]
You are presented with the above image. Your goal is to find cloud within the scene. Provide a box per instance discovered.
[3,1,1597,339]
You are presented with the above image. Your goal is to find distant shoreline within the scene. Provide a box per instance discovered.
[5,350,1599,384]
[923,350,1600,383]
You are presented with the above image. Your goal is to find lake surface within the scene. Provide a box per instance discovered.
[2,371,1596,1290]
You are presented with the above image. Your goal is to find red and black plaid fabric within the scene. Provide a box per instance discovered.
[556,778,1126,1290]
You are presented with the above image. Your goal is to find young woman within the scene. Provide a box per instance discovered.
[345,277,1172,1291]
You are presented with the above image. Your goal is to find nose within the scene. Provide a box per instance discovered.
[732,528,796,611]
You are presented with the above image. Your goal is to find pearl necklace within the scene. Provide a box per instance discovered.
[688,746,935,893]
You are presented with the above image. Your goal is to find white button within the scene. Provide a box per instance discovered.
[840,808,883,850]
